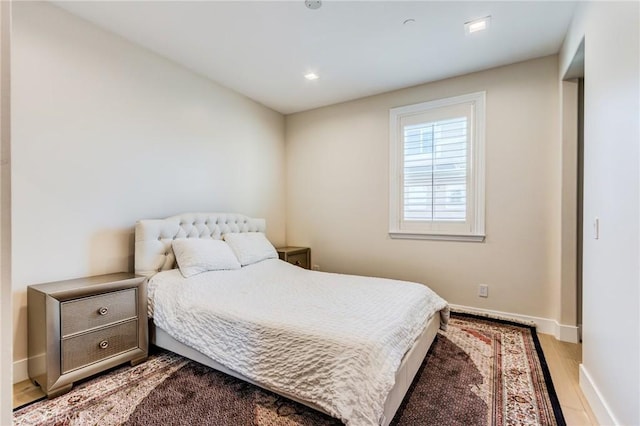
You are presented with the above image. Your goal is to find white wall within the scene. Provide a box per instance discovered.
[11,2,285,370]
[0,0,12,422]
[560,2,639,425]
[286,56,563,323]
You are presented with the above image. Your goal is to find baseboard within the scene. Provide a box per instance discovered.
[13,358,28,384]
[579,364,618,425]
[449,304,580,343]
[556,323,580,343]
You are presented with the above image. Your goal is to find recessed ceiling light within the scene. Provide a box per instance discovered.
[304,73,319,81]
[465,16,491,34]
[305,0,321,10]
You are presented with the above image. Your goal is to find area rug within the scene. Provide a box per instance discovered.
[14,313,565,425]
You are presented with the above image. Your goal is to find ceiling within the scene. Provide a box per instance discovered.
[54,1,578,115]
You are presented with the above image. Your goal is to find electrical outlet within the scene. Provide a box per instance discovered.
[312,264,320,271]
[478,284,489,298]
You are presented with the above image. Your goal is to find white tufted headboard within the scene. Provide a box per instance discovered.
[134,212,266,279]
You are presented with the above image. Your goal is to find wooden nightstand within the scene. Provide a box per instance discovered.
[277,247,311,269]
[28,272,148,398]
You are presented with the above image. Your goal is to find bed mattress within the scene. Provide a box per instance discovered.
[148,258,449,425]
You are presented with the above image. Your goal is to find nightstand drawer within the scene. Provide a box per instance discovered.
[277,247,311,270]
[61,288,137,336]
[61,320,139,374]
[286,253,309,269]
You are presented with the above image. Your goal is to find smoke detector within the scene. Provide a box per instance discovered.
[305,0,322,10]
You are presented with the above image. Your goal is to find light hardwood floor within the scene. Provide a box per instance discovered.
[12,378,44,409]
[538,333,599,425]
[14,334,599,425]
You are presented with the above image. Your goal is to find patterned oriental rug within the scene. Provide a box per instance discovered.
[14,313,565,426]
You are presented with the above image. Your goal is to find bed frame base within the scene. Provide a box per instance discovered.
[150,315,439,426]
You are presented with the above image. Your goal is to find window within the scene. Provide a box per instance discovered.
[389,92,485,241]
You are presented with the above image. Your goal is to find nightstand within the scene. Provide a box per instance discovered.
[277,246,311,269]
[28,272,148,398]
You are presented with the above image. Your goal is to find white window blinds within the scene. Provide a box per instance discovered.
[389,92,485,241]
[403,116,468,222]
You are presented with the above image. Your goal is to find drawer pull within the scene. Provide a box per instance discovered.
[98,307,109,316]
[295,260,302,266]
[99,340,109,349]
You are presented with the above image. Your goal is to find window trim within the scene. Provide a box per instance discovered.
[389,92,486,242]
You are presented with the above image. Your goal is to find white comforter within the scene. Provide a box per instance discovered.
[148,259,449,425]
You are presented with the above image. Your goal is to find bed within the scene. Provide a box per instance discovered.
[135,212,449,425]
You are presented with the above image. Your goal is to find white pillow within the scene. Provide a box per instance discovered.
[223,232,278,266]
[172,238,241,278]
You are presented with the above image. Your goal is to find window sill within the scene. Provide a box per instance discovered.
[389,231,485,242]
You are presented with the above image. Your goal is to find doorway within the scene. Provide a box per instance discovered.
[563,39,585,340]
